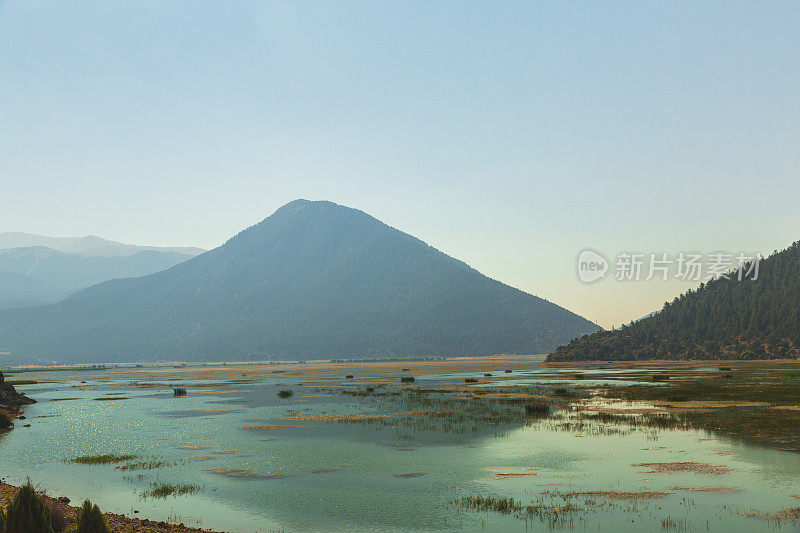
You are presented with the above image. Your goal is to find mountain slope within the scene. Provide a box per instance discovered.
[0,200,598,363]
[0,232,204,257]
[0,271,68,309]
[0,246,199,293]
[547,241,800,361]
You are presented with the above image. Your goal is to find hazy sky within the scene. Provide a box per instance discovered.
[1,1,798,328]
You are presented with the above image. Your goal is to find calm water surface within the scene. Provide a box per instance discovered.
[2,366,799,532]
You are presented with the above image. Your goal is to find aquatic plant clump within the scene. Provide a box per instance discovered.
[632,462,732,476]
[71,454,137,465]
[455,495,583,528]
[115,459,176,471]
[141,483,200,499]
[524,400,550,417]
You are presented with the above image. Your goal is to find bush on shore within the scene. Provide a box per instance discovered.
[68,499,109,533]
[4,481,52,533]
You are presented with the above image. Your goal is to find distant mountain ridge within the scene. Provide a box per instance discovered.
[547,241,800,361]
[0,232,204,258]
[0,235,204,310]
[0,199,599,363]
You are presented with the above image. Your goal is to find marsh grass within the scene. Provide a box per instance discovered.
[141,483,200,499]
[115,459,177,471]
[600,368,800,451]
[524,400,551,417]
[579,412,685,430]
[71,454,137,464]
[455,495,584,528]
[93,397,129,401]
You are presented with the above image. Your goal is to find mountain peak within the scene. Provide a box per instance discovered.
[0,201,598,363]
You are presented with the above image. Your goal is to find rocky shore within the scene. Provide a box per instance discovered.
[0,481,225,533]
[0,370,36,426]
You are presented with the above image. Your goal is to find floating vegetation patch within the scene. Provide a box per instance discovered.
[195,390,253,394]
[116,459,176,471]
[173,445,212,450]
[568,490,673,500]
[282,414,390,421]
[241,425,309,430]
[632,462,732,476]
[393,471,427,478]
[454,495,583,528]
[277,390,293,398]
[492,472,540,479]
[310,468,339,473]
[49,397,81,402]
[740,507,800,521]
[524,400,551,417]
[71,453,137,464]
[667,486,742,494]
[142,483,200,499]
[93,396,129,401]
[212,450,240,454]
[189,455,217,461]
[393,411,450,416]
[202,468,263,478]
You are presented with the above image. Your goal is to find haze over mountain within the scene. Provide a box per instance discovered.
[0,233,204,257]
[0,235,205,309]
[548,241,800,361]
[0,200,598,364]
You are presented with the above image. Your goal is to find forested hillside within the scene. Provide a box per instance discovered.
[548,241,800,361]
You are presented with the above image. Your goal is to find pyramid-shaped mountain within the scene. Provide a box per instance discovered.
[0,200,598,363]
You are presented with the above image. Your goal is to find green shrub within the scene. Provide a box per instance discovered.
[5,481,53,533]
[73,500,109,533]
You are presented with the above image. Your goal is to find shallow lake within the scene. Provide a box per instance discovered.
[2,364,799,532]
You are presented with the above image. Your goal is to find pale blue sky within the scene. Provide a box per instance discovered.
[1,1,798,328]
